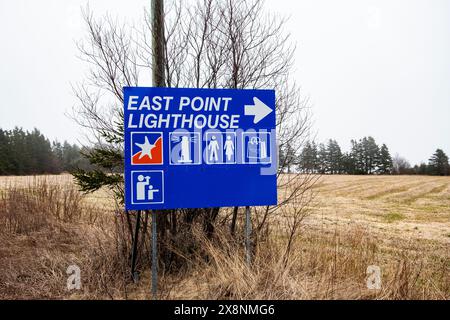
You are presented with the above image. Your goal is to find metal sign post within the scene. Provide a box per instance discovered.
[151,211,157,299]
[245,206,252,265]
[130,210,142,282]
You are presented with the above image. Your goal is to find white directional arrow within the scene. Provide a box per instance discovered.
[244,97,273,124]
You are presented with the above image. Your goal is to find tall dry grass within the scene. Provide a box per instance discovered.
[0,177,448,300]
[0,179,130,299]
[0,179,101,233]
[158,225,449,300]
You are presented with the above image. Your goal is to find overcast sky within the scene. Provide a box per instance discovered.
[0,0,449,164]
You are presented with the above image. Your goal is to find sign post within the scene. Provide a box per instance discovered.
[245,206,252,265]
[130,210,141,282]
[151,210,157,298]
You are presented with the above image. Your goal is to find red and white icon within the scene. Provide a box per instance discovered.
[131,132,163,165]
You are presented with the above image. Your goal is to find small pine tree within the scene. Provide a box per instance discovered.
[417,162,429,175]
[299,141,318,173]
[350,139,365,174]
[326,139,342,174]
[317,143,328,174]
[378,144,393,174]
[361,136,379,174]
[280,141,297,173]
[341,152,354,174]
[0,129,12,175]
[428,149,450,176]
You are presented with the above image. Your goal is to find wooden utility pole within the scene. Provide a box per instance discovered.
[152,0,165,87]
[151,0,164,300]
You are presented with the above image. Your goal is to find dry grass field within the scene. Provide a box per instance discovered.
[0,174,448,299]
[310,175,450,243]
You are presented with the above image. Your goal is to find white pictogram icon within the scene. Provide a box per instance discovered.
[224,135,235,161]
[205,132,236,164]
[208,135,220,162]
[136,174,159,201]
[179,135,193,163]
[243,132,271,164]
[260,138,267,159]
[131,132,163,165]
[169,132,201,165]
[135,136,156,159]
[247,137,259,159]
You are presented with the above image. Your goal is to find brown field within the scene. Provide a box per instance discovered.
[0,174,448,299]
[310,175,450,243]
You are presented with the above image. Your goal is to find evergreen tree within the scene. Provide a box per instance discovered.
[317,143,328,174]
[350,139,364,174]
[361,136,379,174]
[326,139,342,174]
[9,127,28,175]
[52,141,63,162]
[310,142,319,172]
[299,141,318,173]
[0,127,88,175]
[0,129,12,174]
[341,152,355,174]
[280,142,297,173]
[378,144,392,174]
[416,162,429,175]
[28,128,56,174]
[61,142,81,171]
[428,149,449,176]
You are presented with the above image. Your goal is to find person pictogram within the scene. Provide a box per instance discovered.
[136,174,159,201]
[247,136,259,159]
[224,135,235,161]
[208,135,220,162]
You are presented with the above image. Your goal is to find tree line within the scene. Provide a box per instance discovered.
[0,127,91,175]
[1,128,448,177]
[296,136,449,176]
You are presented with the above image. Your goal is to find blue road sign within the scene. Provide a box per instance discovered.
[124,87,277,210]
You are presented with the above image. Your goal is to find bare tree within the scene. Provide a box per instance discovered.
[392,154,411,175]
[72,0,316,268]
